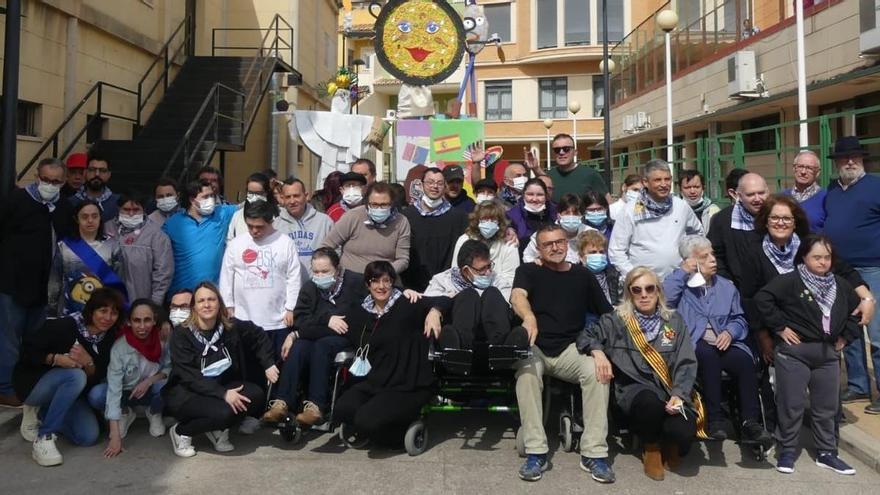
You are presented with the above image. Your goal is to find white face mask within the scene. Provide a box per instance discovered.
[422,194,444,209]
[197,196,217,216]
[169,308,190,326]
[625,190,641,202]
[511,176,528,192]
[37,182,61,202]
[156,196,178,213]
[342,187,363,206]
[476,193,495,203]
[687,264,707,288]
[246,193,267,204]
[119,214,144,229]
[524,202,546,214]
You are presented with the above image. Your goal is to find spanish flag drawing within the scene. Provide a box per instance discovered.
[433,134,462,154]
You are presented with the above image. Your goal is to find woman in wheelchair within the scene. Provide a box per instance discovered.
[262,247,367,426]
[580,267,700,481]
[333,261,450,447]
[663,235,772,447]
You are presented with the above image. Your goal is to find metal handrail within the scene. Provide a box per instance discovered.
[137,16,191,126]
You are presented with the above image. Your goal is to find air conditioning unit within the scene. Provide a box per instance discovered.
[636,112,648,129]
[727,51,758,97]
[860,0,880,53]
[623,114,635,134]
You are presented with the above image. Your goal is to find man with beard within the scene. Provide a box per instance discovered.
[70,153,120,222]
[679,170,720,233]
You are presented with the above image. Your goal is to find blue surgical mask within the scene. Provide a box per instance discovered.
[312,274,335,290]
[625,190,641,202]
[559,215,582,233]
[584,211,608,226]
[368,206,391,224]
[472,273,494,290]
[349,345,371,377]
[585,253,608,273]
[478,220,500,239]
[200,347,232,377]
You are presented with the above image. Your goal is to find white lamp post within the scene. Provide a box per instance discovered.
[568,101,581,160]
[543,118,554,170]
[795,1,808,147]
[657,9,678,188]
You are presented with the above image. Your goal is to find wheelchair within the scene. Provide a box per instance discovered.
[718,369,772,461]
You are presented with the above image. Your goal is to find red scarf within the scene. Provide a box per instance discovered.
[118,324,162,363]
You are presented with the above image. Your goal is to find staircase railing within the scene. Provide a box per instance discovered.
[137,16,193,126]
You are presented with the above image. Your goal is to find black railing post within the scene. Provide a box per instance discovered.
[212,29,216,56]
[96,83,103,117]
[52,138,58,158]
[163,48,169,92]
[137,82,142,127]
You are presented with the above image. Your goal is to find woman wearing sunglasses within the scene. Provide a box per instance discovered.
[579,267,700,481]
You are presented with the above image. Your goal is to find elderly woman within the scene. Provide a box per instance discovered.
[14,288,125,467]
[262,247,367,426]
[755,235,861,476]
[523,193,586,264]
[334,261,450,448]
[663,235,771,447]
[506,178,558,254]
[163,282,278,458]
[451,201,520,299]
[579,267,700,481]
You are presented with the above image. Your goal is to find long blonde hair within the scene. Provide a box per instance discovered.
[185,281,232,330]
[464,201,509,242]
[615,267,673,321]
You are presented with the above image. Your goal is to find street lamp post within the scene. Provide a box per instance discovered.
[543,118,554,170]
[568,101,581,162]
[351,58,366,115]
[600,0,614,190]
[657,9,678,188]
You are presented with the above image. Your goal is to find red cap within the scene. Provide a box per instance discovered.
[65,152,88,169]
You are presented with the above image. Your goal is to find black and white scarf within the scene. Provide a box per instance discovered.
[71,311,108,354]
[762,233,800,274]
[635,309,664,342]
[797,264,837,322]
[632,189,672,222]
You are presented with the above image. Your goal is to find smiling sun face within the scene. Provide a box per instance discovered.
[375,0,465,85]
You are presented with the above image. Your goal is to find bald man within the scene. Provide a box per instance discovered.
[500,163,528,209]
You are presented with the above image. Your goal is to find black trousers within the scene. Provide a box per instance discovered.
[695,340,761,423]
[445,287,511,349]
[627,390,697,452]
[172,381,264,437]
[334,381,432,445]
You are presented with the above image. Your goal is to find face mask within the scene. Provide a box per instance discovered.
[119,214,144,229]
[246,193,267,204]
[197,196,216,216]
[349,345,371,377]
[169,308,190,326]
[368,206,392,224]
[685,195,703,207]
[511,176,528,192]
[476,193,495,203]
[524,202,546,214]
[37,182,61,202]
[478,220,500,239]
[422,194,444,209]
[342,187,363,206]
[200,347,232,377]
[687,265,707,288]
[156,196,178,213]
[584,211,608,226]
[625,190,641,202]
[472,272,494,290]
[559,215,582,233]
[585,253,608,273]
[312,274,336,290]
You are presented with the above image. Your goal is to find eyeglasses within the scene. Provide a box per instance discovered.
[629,284,657,295]
[86,167,110,175]
[768,215,795,225]
[422,179,446,188]
[539,238,567,249]
[793,164,819,173]
[368,278,393,288]
[552,146,573,155]
[467,261,494,276]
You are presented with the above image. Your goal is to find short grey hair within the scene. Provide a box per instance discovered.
[792,149,819,165]
[643,159,670,176]
[36,157,66,174]
[678,234,712,259]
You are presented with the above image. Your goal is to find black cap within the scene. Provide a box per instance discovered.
[474,178,498,193]
[340,171,368,185]
[442,166,465,182]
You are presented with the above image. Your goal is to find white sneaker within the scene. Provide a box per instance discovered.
[204,429,234,452]
[32,434,63,467]
[170,424,196,458]
[146,408,166,437]
[238,415,260,435]
[20,404,41,442]
[118,407,137,439]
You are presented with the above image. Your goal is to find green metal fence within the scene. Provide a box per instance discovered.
[583,104,880,205]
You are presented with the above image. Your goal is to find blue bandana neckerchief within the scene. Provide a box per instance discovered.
[797,264,837,322]
[635,309,664,342]
[361,288,403,316]
[320,270,346,305]
[74,187,114,211]
[730,201,756,231]
[762,233,800,274]
[632,189,673,222]
[71,311,109,354]
[413,197,452,217]
[25,182,60,212]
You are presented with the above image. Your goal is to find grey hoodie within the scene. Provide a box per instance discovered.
[275,203,333,277]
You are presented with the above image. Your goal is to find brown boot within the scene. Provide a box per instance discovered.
[643,443,665,481]
[261,399,288,423]
[663,443,681,471]
[295,400,323,426]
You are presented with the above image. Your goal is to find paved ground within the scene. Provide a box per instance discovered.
[2,409,879,495]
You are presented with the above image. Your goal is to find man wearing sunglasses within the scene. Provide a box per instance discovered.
[525,133,610,204]
[511,224,615,483]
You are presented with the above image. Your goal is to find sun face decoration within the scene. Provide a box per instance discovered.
[373,0,465,85]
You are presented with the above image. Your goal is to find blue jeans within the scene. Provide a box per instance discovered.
[844,266,880,395]
[0,293,46,395]
[276,335,350,412]
[24,368,99,445]
[87,380,166,416]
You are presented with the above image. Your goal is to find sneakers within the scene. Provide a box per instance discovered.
[146,408,166,437]
[741,419,773,449]
[170,424,196,458]
[261,399,289,423]
[816,451,856,475]
[204,429,234,452]
[580,456,615,483]
[296,401,323,426]
[32,434,63,467]
[118,407,137,439]
[776,450,796,474]
[20,404,40,442]
[707,419,731,441]
[238,415,261,435]
[865,400,880,415]
[518,454,549,481]
[840,390,870,403]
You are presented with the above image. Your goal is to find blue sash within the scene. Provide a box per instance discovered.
[62,238,128,300]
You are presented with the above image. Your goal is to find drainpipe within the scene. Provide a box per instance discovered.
[1,0,22,196]
[268,74,280,173]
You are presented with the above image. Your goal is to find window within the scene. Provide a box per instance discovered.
[538,77,567,118]
[564,0,589,46]
[536,0,557,48]
[592,75,604,117]
[485,80,512,120]
[743,114,780,153]
[16,100,40,137]
[597,0,625,43]
[485,3,512,42]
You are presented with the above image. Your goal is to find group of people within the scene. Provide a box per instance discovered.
[0,132,876,484]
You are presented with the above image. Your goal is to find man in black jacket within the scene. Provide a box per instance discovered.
[0,158,75,407]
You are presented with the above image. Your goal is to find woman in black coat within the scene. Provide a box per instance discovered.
[14,288,125,467]
[164,281,277,458]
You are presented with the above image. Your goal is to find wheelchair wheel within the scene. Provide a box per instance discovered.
[340,423,369,449]
[280,422,302,443]
[515,427,526,458]
[559,415,574,452]
[404,420,428,456]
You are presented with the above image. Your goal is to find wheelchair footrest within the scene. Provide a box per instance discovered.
[435,348,474,375]
[486,345,530,370]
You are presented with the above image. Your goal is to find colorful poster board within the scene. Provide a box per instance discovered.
[394,119,484,181]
